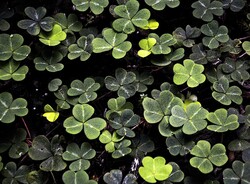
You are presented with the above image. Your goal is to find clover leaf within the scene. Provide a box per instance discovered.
[191,0,224,22]
[28,135,67,171]
[139,156,173,183]
[141,19,159,30]
[63,104,106,139]
[201,20,229,49]
[63,170,97,184]
[62,142,96,171]
[189,43,221,64]
[0,60,28,81]
[103,169,138,184]
[220,39,242,54]
[166,130,195,156]
[223,160,250,184]
[108,109,140,138]
[71,0,109,15]
[173,59,206,87]
[242,41,250,56]
[212,76,243,105]
[223,0,246,12]
[169,102,208,135]
[99,130,123,153]
[173,25,201,48]
[34,50,64,72]
[134,71,154,92]
[48,78,62,92]
[112,0,150,34]
[92,28,132,59]
[68,35,94,61]
[190,140,228,174]
[105,68,137,98]
[207,108,239,132]
[112,139,132,158]
[221,57,250,82]
[137,37,156,58]
[145,0,180,10]
[166,162,185,183]
[17,7,54,35]
[54,13,82,33]
[1,162,30,184]
[149,33,177,54]
[39,24,67,46]
[0,128,29,159]
[67,78,100,103]
[0,34,31,61]
[142,90,183,124]
[0,5,14,31]
[0,92,28,123]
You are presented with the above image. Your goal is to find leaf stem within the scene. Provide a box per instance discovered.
[21,117,32,140]
[50,171,57,184]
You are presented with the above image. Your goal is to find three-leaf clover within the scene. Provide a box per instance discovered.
[63,170,97,184]
[63,104,106,139]
[71,0,109,15]
[105,68,136,98]
[139,156,173,183]
[190,140,228,174]
[39,24,67,46]
[103,169,138,184]
[28,135,67,171]
[212,76,243,105]
[68,35,94,61]
[112,0,150,34]
[0,92,28,123]
[0,60,29,81]
[137,37,156,58]
[173,59,206,87]
[201,20,229,49]
[0,34,31,61]
[17,7,54,35]
[92,28,132,59]
[191,0,224,22]
[169,102,208,135]
[207,108,239,132]
[62,142,96,171]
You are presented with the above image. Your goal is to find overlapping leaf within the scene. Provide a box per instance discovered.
[145,0,180,10]
[112,0,150,34]
[92,28,132,59]
[54,13,82,33]
[71,0,109,15]
[103,169,138,184]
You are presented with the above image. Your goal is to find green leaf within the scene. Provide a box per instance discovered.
[139,156,173,183]
[103,169,138,184]
[17,7,54,35]
[192,0,224,22]
[212,76,243,105]
[207,108,239,132]
[169,103,208,135]
[63,170,97,184]
[54,13,82,33]
[0,60,28,81]
[34,50,64,72]
[223,161,250,184]
[113,0,150,34]
[223,0,246,12]
[0,34,31,61]
[145,0,180,10]
[71,0,109,15]
[0,92,28,123]
[173,59,206,87]
[138,37,156,57]
[39,24,67,46]
[68,35,94,61]
[201,20,229,49]
[242,41,250,56]
[92,28,132,59]
[143,90,183,124]
[84,117,107,139]
[190,140,228,174]
[48,78,62,92]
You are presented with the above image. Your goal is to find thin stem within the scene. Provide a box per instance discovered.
[238,35,250,41]
[21,117,32,140]
[238,52,247,59]
[50,171,57,184]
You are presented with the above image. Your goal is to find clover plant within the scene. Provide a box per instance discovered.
[103,169,137,184]
[190,140,228,174]
[0,5,14,31]
[137,37,156,58]
[173,59,206,87]
[145,0,180,10]
[17,7,54,36]
[71,0,109,15]
[112,0,150,34]
[139,156,173,183]
[62,170,97,184]
[191,0,224,22]
[92,28,132,59]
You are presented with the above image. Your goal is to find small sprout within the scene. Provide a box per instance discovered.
[137,37,156,58]
[42,104,59,122]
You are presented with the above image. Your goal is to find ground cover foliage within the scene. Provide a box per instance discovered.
[0,0,250,183]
